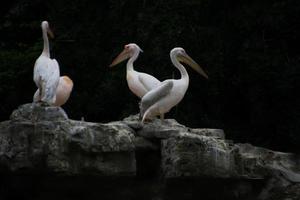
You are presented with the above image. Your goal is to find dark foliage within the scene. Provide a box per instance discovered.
[0,0,299,152]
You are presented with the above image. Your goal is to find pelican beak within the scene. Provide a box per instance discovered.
[178,53,208,79]
[47,28,54,39]
[109,49,131,67]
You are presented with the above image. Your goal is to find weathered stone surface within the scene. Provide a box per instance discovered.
[161,135,300,180]
[0,104,136,176]
[1,105,300,200]
[124,114,224,139]
[134,137,159,150]
[236,143,300,181]
[10,103,68,121]
[190,128,225,139]
[161,135,235,178]
[266,184,300,200]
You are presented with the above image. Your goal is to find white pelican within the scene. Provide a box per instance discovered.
[110,43,161,98]
[140,47,208,122]
[33,21,60,105]
[33,76,73,106]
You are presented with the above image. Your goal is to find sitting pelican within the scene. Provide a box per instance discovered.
[140,47,208,122]
[33,76,73,106]
[33,21,60,105]
[110,43,161,98]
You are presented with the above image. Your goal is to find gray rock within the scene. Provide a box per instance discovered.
[267,184,300,200]
[161,134,235,178]
[1,104,300,199]
[161,135,300,180]
[10,103,68,121]
[1,103,136,176]
[134,137,159,150]
[189,128,225,139]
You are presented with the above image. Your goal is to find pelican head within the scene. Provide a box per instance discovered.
[110,43,143,67]
[172,47,208,79]
[41,21,54,38]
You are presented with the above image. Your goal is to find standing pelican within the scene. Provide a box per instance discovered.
[110,43,161,98]
[140,47,208,122]
[33,21,60,105]
[33,76,73,106]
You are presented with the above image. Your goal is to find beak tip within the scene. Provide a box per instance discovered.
[203,74,209,79]
[48,33,54,39]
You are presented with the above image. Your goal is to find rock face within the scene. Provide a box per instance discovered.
[0,103,299,200]
[0,104,135,175]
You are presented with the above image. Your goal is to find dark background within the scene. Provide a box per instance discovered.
[0,0,299,152]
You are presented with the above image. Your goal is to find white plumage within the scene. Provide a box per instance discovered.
[110,43,161,98]
[33,21,60,105]
[33,76,73,106]
[140,47,208,122]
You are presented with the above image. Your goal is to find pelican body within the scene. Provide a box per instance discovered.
[110,43,161,98]
[33,21,60,105]
[33,76,73,106]
[140,48,208,122]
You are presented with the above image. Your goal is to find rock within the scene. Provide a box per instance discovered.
[0,103,136,176]
[189,128,225,139]
[10,103,68,121]
[1,104,300,200]
[161,135,235,178]
[235,143,300,181]
[134,137,159,150]
[267,184,300,200]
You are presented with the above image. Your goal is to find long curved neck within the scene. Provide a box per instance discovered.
[41,27,50,57]
[171,52,189,83]
[126,49,139,72]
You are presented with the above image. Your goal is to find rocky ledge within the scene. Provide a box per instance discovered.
[0,103,299,200]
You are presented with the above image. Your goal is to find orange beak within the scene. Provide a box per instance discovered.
[109,48,131,67]
[47,27,54,39]
[178,52,208,79]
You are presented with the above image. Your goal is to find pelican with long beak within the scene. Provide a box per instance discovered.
[110,43,161,98]
[140,47,208,122]
[33,21,60,105]
[33,76,73,106]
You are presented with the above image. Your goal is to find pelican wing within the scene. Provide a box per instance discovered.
[138,72,161,91]
[140,80,173,116]
[41,59,60,102]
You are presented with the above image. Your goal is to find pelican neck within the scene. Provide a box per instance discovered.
[126,49,140,71]
[171,52,189,82]
[41,27,50,57]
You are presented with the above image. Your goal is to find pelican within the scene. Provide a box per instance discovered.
[110,43,161,98]
[140,47,208,123]
[33,76,73,106]
[33,21,60,105]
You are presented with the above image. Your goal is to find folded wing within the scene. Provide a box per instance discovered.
[140,80,173,117]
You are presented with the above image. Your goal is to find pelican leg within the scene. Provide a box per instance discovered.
[160,113,164,121]
[39,87,47,105]
[40,86,44,102]
[142,105,159,124]
[138,101,142,120]
[38,78,45,103]
[141,108,152,124]
[40,87,51,106]
[39,90,42,101]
